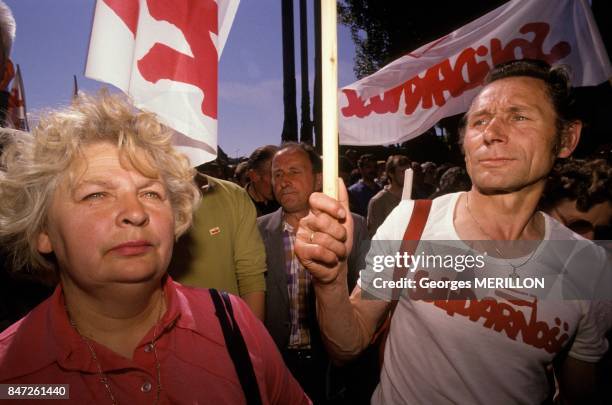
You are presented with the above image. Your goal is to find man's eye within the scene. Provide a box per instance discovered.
[512,115,528,121]
[471,119,487,127]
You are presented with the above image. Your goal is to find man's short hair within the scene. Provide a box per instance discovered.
[385,155,410,179]
[278,142,322,173]
[460,59,576,143]
[339,156,353,174]
[540,158,612,212]
[357,153,376,169]
[247,145,279,173]
[440,166,471,193]
[421,161,436,172]
[234,161,249,177]
[345,148,358,160]
[0,1,15,58]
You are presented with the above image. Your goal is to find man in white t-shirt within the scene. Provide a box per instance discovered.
[294,59,610,404]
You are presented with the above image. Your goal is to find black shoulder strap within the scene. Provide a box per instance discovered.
[210,289,263,405]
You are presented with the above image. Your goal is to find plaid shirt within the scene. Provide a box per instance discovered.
[282,220,312,349]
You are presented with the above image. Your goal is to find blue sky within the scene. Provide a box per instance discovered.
[5,0,357,159]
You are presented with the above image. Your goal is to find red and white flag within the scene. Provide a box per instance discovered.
[85,0,239,166]
[339,0,612,146]
[7,64,29,131]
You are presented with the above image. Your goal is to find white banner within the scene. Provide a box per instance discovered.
[339,0,612,146]
[85,0,239,166]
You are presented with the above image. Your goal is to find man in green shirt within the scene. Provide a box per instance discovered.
[168,173,267,320]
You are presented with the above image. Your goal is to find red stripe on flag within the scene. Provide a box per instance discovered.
[103,0,139,36]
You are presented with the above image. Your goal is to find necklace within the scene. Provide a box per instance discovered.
[66,290,165,405]
[465,193,538,279]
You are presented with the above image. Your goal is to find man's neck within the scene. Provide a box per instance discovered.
[387,183,403,198]
[246,183,265,202]
[247,183,268,203]
[62,277,166,359]
[455,185,545,241]
[284,209,310,230]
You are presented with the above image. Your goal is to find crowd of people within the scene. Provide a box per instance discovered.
[186,143,612,243]
[0,1,611,404]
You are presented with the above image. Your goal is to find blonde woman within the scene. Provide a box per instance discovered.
[0,93,309,404]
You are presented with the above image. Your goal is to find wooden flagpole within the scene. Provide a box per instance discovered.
[321,0,338,199]
[72,74,79,100]
[16,65,30,132]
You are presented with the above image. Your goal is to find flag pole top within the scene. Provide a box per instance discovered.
[321,0,338,199]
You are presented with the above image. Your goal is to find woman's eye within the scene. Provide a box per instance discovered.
[83,192,105,201]
[143,191,162,199]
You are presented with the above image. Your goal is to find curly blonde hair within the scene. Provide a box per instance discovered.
[0,92,200,278]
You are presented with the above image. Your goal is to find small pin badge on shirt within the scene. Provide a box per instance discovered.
[209,227,221,236]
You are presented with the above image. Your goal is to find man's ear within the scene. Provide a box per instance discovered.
[246,168,259,183]
[36,231,53,254]
[557,121,582,158]
[315,172,322,192]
